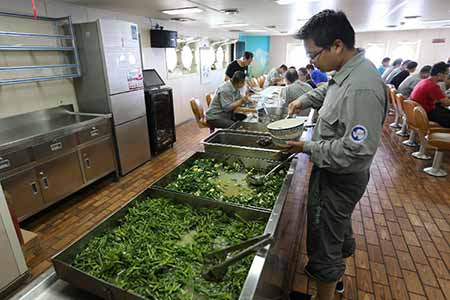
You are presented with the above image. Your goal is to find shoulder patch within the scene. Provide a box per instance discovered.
[350,125,368,143]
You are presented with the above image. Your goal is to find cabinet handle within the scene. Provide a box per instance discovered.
[0,158,11,170]
[50,142,63,151]
[90,128,99,137]
[42,177,49,189]
[30,182,39,195]
[84,158,91,168]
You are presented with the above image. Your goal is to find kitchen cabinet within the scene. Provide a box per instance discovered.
[36,152,84,205]
[1,169,45,222]
[80,137,115,183]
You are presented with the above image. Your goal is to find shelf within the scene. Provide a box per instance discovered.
[0,74,81,85]
[0,31,73,39]
[0,64,79,71]
[0,46,75,51]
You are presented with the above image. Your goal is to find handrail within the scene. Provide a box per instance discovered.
[0,74,80,85]
[0,64,79,71]
[0,46,75,51]
[0,31,73,39]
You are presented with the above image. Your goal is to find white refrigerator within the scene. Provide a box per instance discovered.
[74,19,151,175]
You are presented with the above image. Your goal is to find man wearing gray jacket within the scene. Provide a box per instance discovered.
[280,10,387,300]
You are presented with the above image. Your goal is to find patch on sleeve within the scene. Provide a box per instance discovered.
[350,125,368,143]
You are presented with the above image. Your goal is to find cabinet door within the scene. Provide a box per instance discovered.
[37,152,84,205]
[81,137,116,182]
[1,169,45,221]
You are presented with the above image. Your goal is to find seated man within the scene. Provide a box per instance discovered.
[390,61,418,89]
[306,64,328,85]
[206,71,249,128]
[411,62,450,128]
[281,69,313,106]
[265,64,288,86]
[382,58,402,82]
[298,67,317,88]
[398,65,431,98]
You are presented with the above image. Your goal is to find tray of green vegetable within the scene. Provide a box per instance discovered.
[152,152,295,215]
[53,188,271,300]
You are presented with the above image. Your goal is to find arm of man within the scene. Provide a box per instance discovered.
[288,84,328,115]
[220,91,248,112]
[430,84,450,106]
[439,96,450,106]
[304,89,385,169]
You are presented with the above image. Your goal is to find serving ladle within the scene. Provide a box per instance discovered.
[247,153,296,186]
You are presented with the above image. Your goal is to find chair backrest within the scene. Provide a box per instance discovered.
[414,105,430,134]
[250,77,259,87]
[403,100,420,128]
[190,98,204,123]
[205,93,213,107]
[396,93,406,114]
[389,87,398,109]
[258,76,265,88]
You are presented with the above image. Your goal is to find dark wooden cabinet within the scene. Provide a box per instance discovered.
[36,152,84,205]
[2,168,45,221]
[80,137,116,182]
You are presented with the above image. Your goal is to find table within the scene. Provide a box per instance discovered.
[235,86,284,114]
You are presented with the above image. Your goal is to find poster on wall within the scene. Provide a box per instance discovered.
[199,47,212,84]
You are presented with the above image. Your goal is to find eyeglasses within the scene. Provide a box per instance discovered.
[308,48,325,60]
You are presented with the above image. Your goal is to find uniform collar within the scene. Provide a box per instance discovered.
[330,48,365,87]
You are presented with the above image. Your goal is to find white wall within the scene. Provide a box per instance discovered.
[269,28,450,70]
[0,0,236,124]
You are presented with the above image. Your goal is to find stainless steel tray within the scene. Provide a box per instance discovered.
[230,121,269,133]
[51,185,287,300]
[201,129,282,160]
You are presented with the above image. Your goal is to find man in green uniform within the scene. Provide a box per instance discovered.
[280,10,387,300]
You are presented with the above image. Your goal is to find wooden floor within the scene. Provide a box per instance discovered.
[21,117,450,300]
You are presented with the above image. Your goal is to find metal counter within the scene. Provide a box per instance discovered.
[0,105,111,153]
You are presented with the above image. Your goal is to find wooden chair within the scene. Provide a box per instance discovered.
[258,75,265,88]
[389,87,402,129]
[402,100,421,147]
[395,93,409,137]
[250,77,259,88]
[190,98,208,128]
[386,84,396,116]
[205,93,213,107]
[414,106,450,176]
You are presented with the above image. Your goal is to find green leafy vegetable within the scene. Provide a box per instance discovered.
[72,198,266,300]
[166,159,287,209]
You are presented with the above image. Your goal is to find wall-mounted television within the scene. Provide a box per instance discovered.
[150,29,177,48]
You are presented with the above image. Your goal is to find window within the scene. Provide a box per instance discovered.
[365,43,387,65]
[166,38,199,78]
[166,48,177,72]
[391,41,420,61]
[286,42,309,69]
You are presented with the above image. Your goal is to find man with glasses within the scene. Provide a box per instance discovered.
[411,62,450,128]
[279,10,387,300]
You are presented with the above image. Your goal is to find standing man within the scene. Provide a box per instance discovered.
[398,65,431,98]
[281,10,387,300]
[224,51,253,81]
[411,62,450,128]
[390,61,418,89]
[265,64,288,86]
[378,57,390,75]
[306,64,328,85]
[381,58,402,82]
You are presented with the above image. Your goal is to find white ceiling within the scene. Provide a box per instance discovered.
[60,0,450,34]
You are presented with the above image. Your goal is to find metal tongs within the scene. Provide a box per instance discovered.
[247,153,296,186]
[202,233,273,282]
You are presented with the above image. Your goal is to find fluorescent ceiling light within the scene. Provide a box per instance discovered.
[161,7,203,15]
[244,29,267,33]
[422,19,450,24]
[216,23,249,28]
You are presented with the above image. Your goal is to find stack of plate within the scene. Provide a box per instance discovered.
[267,118,305,146]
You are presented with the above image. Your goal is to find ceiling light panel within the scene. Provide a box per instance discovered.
[161,7,204,15]
[216,23,249,28]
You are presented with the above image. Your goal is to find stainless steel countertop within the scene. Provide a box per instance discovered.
[0,105,112,153]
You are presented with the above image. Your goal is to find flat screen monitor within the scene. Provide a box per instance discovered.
[143,69,165,88]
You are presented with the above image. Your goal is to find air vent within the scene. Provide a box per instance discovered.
[279,30,288,34]
[404,15,421,19]
[386,24,397,28]
[170,17,196,22]
[221,8,239,15]
[265,25,277,29]
[229,29,243,32]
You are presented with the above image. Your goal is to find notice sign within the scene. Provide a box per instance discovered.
[432,38,446,44]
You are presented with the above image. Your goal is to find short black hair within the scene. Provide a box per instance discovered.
[298,67,308,75]
[382,57,390,63]
[392,58,403,66]
[419,65,432,74]
[430,62,450,76]
[243,51,253,60]
[296,9,355,49]
[279,64,288,71]
[231,71,246,84]
[406,61,418,70]
[306,64,315,70]
[289,66,296,70]
[401,60,411,67]
[285,69,299,83]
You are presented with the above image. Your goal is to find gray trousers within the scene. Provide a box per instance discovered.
[305,166,370,282]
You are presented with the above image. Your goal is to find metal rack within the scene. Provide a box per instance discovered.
[0,12,81,85]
